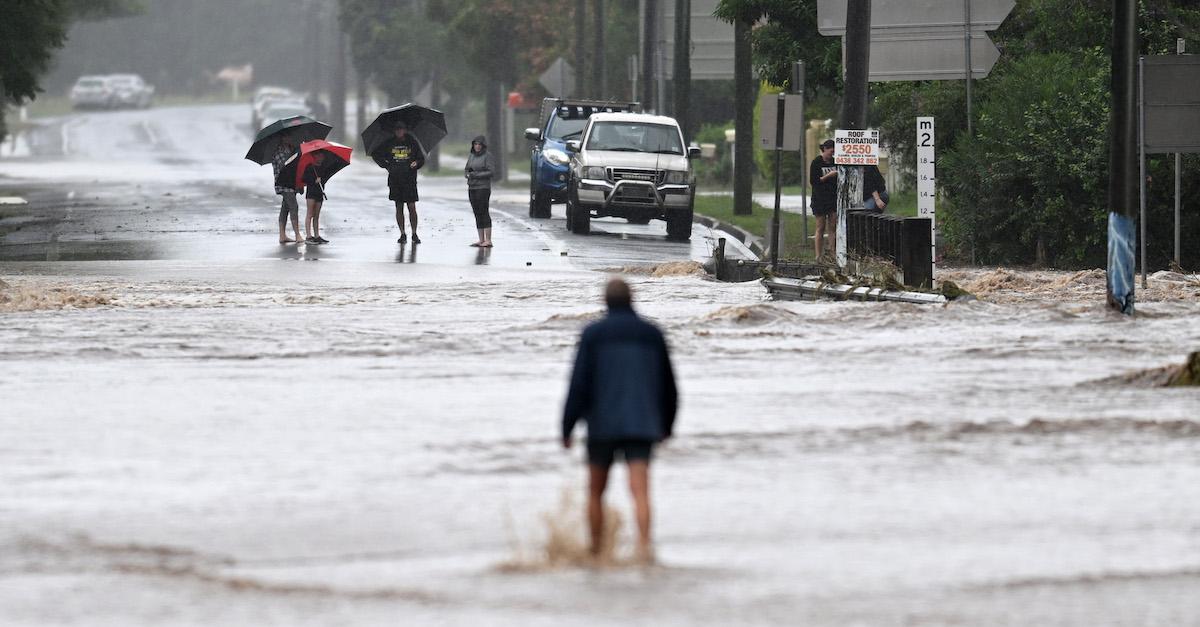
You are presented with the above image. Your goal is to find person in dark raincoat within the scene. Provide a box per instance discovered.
[464,135,495,247]
[562,278,678,563]
[373,122,425,244]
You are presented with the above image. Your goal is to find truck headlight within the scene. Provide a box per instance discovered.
[543,148,569,166]
[664,170,688,184]
[581,166,606,180]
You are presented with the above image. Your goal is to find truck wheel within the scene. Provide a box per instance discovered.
[666,207,693,241]
[529,189,552,219]
[569,200,591,235]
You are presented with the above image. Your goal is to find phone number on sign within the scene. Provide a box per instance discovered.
[834,156,878,165]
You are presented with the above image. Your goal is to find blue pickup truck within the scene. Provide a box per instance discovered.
[523,98,639,218]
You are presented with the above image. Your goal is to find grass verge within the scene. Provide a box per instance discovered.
[693,195,817,260]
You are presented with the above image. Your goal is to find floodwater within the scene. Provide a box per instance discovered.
[2,105,1200,626]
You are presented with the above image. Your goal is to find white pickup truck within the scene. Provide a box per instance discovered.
[564,112,699,241]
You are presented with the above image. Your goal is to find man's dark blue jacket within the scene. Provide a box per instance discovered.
[562,305,677,442]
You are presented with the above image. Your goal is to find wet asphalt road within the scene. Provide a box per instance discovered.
[0,103,753,269]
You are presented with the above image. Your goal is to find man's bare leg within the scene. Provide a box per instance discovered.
[407,202,419,239]
[587,463,610,558]
[627,460,652,562]
[394,201,406,235]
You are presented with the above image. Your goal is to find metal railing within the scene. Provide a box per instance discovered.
[846,211,933,288]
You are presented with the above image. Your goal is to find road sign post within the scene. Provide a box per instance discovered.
[917,117,937,279]
[759,93,804,267]
[795,61,808,248]
[772,94,785,268]
[1138,52,1200,284]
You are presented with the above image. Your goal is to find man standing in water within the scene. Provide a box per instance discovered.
[562,278,677,563]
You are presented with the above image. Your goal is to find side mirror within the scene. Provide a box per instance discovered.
[565,140,581,153]
[523,128,541,141]
[687,146,702,159]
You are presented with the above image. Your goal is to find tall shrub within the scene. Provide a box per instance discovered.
[940,50,1110,267]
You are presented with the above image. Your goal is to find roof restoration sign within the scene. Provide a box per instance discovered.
[834,129,880,165]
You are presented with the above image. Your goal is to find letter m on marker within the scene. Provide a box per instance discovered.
[919,120,933,130]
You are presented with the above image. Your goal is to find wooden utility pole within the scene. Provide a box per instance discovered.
[330,13,347,143]
[594,0,607,98]
[835,0,871,267]
[673,0,691,138]
[575,0,588,96]
[642,0,656,109]
[733,18,754,215]
[1107,0,1138,315]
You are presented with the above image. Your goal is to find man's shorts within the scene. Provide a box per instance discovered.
[586,438,654,467]
[389,182,419,203]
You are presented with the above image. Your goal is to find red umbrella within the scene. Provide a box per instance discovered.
[276,140,353,192]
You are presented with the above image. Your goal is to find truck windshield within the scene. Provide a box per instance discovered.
[585,122,683,154]
[547,116,588,141]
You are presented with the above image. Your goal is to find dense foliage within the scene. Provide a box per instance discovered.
[939,50,1111,267]
[725,0,1200,268]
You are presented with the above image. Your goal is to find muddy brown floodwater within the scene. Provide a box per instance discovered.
[3,104,1200,626]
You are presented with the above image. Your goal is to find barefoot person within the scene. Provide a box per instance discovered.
[562,278,677,562]
[302,152,328,244]
[271,138,302,244]
[464,135,495,247]
[374,122,425,244]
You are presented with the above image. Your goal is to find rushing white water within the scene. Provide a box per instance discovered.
[2,263,1199,626]
[3,104,1200,625]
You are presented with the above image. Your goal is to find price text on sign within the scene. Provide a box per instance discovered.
[834,129,880,165]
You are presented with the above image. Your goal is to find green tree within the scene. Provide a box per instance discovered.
[940,50,1111,267]
[0,0,140,139]
[713,0,840,94]
[870,0,1200,267]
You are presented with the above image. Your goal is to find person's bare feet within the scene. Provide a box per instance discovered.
[634,542,656,566]
[481,242,493,247]
[279,237,294,244]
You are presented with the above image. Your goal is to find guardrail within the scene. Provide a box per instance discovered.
[846,212,933,288]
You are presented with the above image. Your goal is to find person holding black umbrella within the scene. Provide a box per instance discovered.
[373,123,425,244]
[272,138,302,244]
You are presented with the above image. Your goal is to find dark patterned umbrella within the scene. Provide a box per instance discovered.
[245,115,332,165]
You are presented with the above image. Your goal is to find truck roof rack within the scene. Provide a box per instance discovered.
[540,98,641,123]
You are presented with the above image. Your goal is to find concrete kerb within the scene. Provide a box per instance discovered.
[693,213,765,260]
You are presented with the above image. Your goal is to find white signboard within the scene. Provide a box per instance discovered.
[834,129,879,165]
[664,0,735,80]
[916,117,937,277]
[758,94,804,151]
[539,57,575,97]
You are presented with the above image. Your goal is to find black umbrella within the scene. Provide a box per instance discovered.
[245,115,332,165]
[361,104,447,159]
